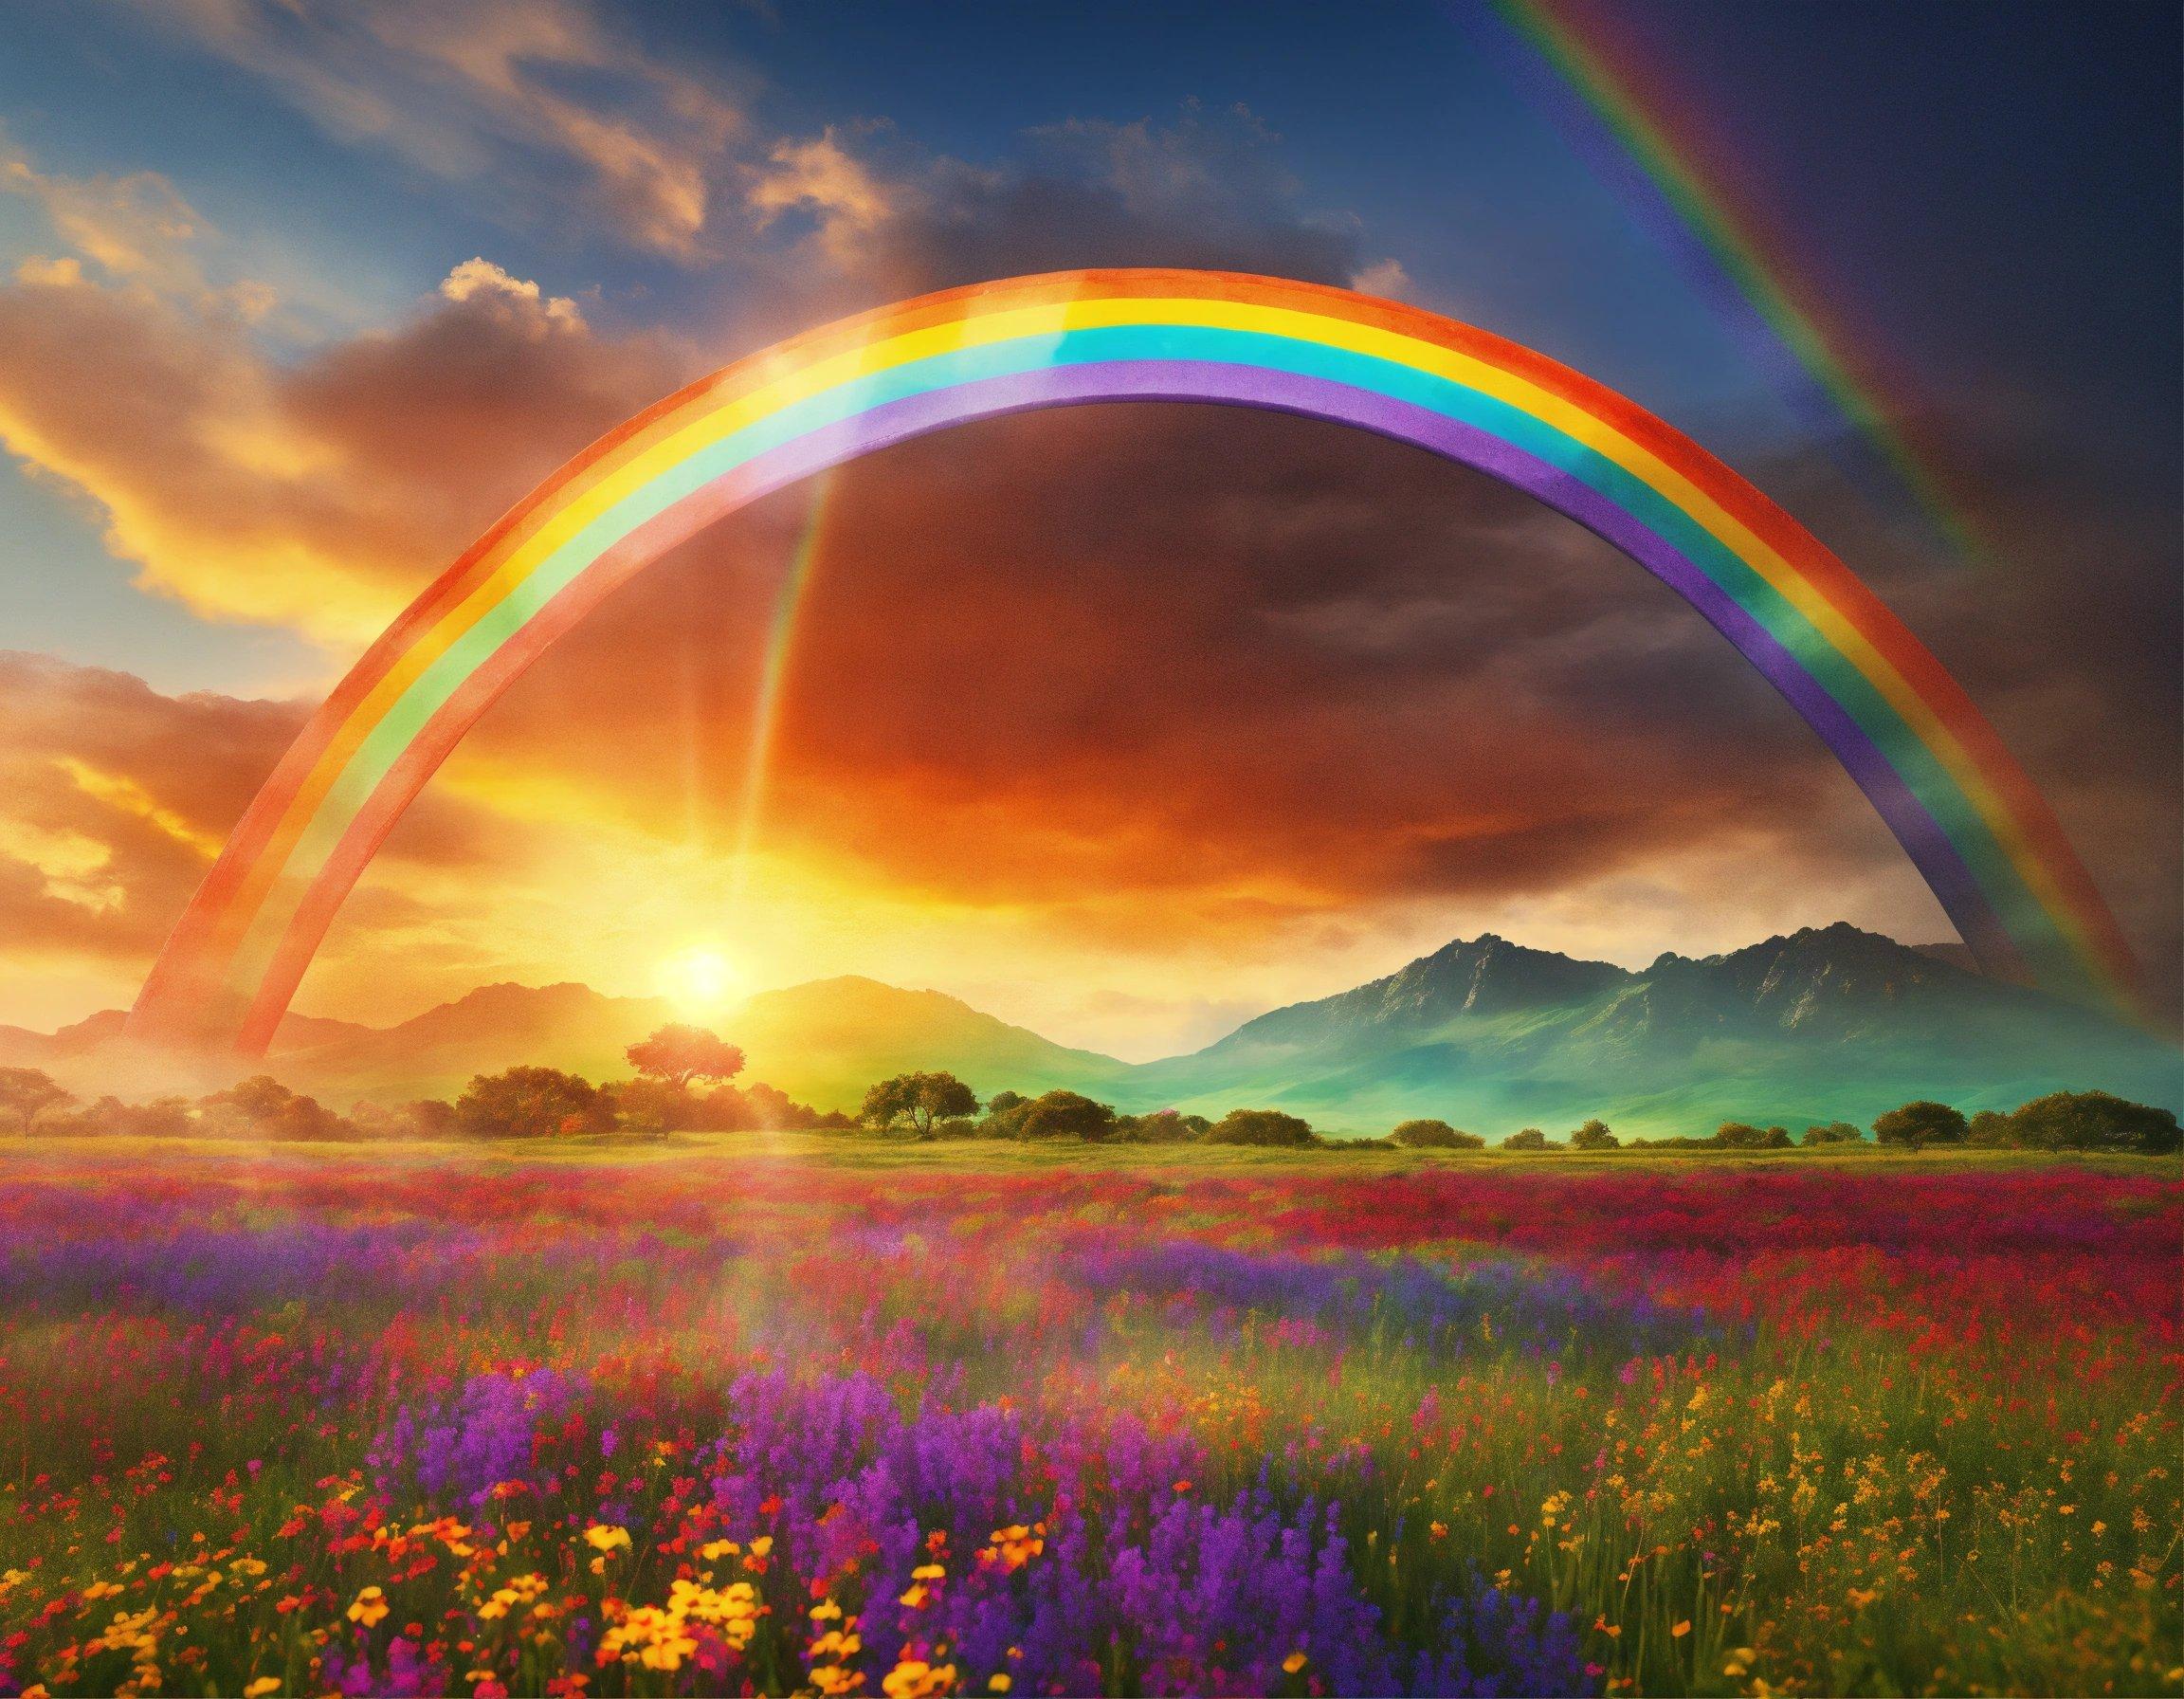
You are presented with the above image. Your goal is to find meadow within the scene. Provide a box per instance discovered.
[0,1136,2175,1698]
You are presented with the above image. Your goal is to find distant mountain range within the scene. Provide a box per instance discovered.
[5,924,2177,1138]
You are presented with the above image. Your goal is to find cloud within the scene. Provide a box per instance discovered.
[0,257,683,641]
[2,86,2173,1044]
[139,0,747,258]
[0,132,277,318]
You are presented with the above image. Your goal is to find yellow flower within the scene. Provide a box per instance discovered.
[347,1586,390,1628]
[701,1540,741,1561]
[811,1600,845,1622]
[882,1659,957,1699]
[1283,1651,1308,1674]
[584,1525,631,1553]
[1670,1619,1691,1638]
[989,1678,1012,1693]
[245,1679,283,1697]
[898,1583,930,1609]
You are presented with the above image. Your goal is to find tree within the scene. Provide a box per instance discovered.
[1012,1089,1118,1141]
[861,1071,979,1139]
[1872,1099,1968,1152]
[201,1075,351,1141]
[455,1067,607,1139]
[1569,1118,1619,1151]
[985,1090,1028,1115]
[2006,1089,2180,1155]
[1801,1122,1863,1146]
[1964,1109,2014,1147]
[1758,1124,1793,1149]
[1502,1127,1556,1151]
[626,1025,745,1090]
[1712,1122,1765,1149]
[1391,1118,1483,1150]
[0,1068,72,1134]
[1206,1108,1318,1147]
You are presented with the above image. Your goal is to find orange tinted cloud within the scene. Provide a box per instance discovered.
[0,261,683,641]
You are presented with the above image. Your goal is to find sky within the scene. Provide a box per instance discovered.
[0,0,2176,1058]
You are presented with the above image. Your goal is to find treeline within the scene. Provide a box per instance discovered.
[0,1023,847,1143]
[849,1076,2181,1156]
[2,1024,2176,1155]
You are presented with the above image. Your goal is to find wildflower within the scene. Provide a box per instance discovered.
[583,1525,630,1553]
[989,1679,1012,1694]
[1670,1619,1690,1638]
[244,1679,282,1697]
[1283,1651,1308,1673]
[883,1658,958,1699]
[348,1586,391,1628]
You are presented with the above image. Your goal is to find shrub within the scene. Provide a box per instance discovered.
[1116,1109,1209,1143]
[1391,1119,1483,1150]
[2005,1089,2181,1154]
[1801,1122,1864,1146]
[1206,1108,1318,1147]
[1503,1127,1559,1151]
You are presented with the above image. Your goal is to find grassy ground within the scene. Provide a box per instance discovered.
[0,1136,2176,1697]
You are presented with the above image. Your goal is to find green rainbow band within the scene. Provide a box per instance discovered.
[126,271,2137,1053]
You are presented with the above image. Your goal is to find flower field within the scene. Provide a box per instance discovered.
[0,1138,2176,1697]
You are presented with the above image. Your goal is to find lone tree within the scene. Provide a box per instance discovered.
[1391,1119,1483,1150]
[627,1024,746,1090]
[0,1067,72,1134]
[1503,1127,1555,1151]
[1872,1099,1968,1152]
[1569,1118,1620,1151]
[862,1070,978,1139]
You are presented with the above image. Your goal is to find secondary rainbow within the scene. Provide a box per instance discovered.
[128,268,2138,1054]
[1473,0,1986,559]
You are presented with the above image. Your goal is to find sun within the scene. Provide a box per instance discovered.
[657,945,743,1014]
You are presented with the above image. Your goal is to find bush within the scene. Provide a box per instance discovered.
[454,1068,609,1140]
[1115,1109,1209,1144]
[1391,1119,1483,1150]
[1206,1108,1318,1147]
[1503,1128,1560,1151]
[1569,1119,1619,1151]
[2004,1089,2180,1155]
[1873,1100,1969,1152]
[1801,1122,1864,1146]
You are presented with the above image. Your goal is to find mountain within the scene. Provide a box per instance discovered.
[8,925,2177,1135]
[4,976,1132,1110]
[1123,923,2184,1136]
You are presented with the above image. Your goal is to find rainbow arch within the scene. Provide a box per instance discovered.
[128,268,2139,1053]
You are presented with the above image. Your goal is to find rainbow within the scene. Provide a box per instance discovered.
[128,268,2138,1053]
[1472,0,1986,559]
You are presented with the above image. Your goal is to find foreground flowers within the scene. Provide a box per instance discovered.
[0,1140,2175,1695]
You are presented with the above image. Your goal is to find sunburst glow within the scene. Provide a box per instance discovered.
[657,945,742,1013]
